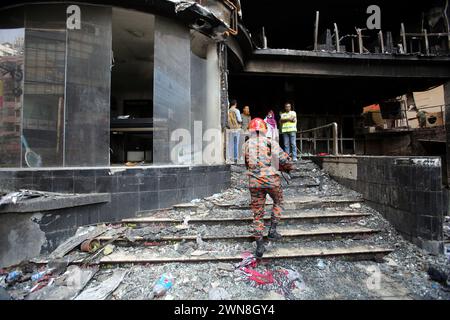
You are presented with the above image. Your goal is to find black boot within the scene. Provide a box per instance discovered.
[268,222,282,241]
[255,238,265,258]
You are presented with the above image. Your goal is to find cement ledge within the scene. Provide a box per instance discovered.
[0,193,111,214]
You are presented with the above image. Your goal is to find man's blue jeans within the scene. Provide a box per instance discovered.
[229,130,240,162]
[282,132,298,160]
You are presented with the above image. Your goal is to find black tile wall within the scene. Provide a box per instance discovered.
[353,157,446,243]
[0,165,231,255]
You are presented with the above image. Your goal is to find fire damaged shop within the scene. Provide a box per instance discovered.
[0,0,238,264]
[0,0,450,300]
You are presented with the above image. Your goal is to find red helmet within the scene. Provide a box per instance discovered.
[249,118,267,133]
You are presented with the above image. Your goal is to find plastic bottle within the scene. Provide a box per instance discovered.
[31,271,47,282]
[152,273,174,297]
[6,271,22,283]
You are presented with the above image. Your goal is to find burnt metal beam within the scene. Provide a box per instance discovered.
[244,49,450,79]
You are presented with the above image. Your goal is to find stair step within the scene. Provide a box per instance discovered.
[168,197,363,212]
[96,245,393,265]
[122,211,370,224]
[213,197,363,210]
[98,225,379,243]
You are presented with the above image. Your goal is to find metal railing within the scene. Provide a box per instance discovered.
[297,122,339,156]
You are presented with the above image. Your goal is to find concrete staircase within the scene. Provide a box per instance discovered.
[83,160,393,266]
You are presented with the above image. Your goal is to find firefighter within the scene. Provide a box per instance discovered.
[244,118,295,258]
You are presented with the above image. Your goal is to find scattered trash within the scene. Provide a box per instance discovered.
[196,235,205,247]
[317,259,326,270]
[152,273,174,298]
[49,225,108,259]
[190,250,209,257]
[445,244,450,262]
[31,269,52,282]
[175,224,190,231]
[358,220,367,226]
[350,203,362,209]
[208,287,231,300]
[75,269,127,300]
[0,287,11,300]
[81,239,101,253]
[384,257,399,267]
[3,160,450,300]
[6,271,22,284]
[235,252,257,269]
[217,263,235,273]
[103,245,115,256]
[182,216,191,227]
[242,268,274,285]
[144,242,163,247]
[0,190,47,206]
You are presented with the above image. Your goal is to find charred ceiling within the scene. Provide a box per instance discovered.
[228,1,450,117]
[240,0,448,52]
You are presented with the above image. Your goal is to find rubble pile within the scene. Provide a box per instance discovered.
[1,160,449,300]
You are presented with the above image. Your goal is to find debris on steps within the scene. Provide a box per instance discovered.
[96,245,393,265]
[96,225,380,243]
[2,160,450,300]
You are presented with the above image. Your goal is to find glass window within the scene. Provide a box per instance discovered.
[65,5,112,166]
[21,5,67,167]
[153,16,191,164]
[23,29,66,167]
[0,7,25,167]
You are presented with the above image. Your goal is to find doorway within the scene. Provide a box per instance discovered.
[110,8,154,165]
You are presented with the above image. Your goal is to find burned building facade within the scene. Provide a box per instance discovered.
[0,0,238,264]
[1,0,450,266]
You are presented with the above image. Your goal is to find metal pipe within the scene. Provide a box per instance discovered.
[314,11,319,51]
[357,28,363,53]
[445,0,450,50]
[332,122,338,155]
[401,23,407,54]
[296,122,339,156]
[262,26,267,49]
[423,29,430,55]
[378,30,385,53]
[334,23,340,52]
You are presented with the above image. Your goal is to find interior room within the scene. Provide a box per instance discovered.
[110,8,155,165]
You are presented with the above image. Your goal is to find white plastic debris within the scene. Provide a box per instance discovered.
[350,203,362,209]
[317,259,326,270]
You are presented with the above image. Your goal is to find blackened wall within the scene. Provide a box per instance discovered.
[314,156,448,255]
[0,165,231,266]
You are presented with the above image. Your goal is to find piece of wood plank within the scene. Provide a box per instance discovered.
[97,226,379,243]
[122,211,370,224]
[49,225,108,259]
[27,266,98,300]
[75,269,128,300]
[98,246,393,264]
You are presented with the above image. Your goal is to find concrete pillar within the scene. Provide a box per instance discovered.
[445,81,450,185]
[206,43,224,164]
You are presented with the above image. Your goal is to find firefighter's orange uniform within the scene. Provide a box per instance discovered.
[243,118,294,258]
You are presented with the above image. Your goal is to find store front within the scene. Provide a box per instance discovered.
[0,2,228,169]
[0,2,234,246]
